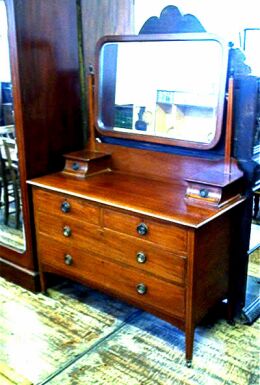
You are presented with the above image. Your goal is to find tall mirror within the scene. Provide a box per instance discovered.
[0,0,25,251]
[96,34,228,149]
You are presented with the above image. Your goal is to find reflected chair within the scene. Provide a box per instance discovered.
[0,139,21,229]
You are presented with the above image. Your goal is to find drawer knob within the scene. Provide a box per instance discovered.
[199,188,209,198]
[64,254,73,265]
[136,283,147,295]
[136,223,148,236]
[136,251,147,264]
[63,225,72,237]
[72,162,80,171]
[61,201,71,213]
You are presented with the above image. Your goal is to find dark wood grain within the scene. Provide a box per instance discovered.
[81,0,134,69]
[29,168,244,228]
[38,237,186,320]
[30,152,245,363]
[1,0,83,286]
[14,0,83,178]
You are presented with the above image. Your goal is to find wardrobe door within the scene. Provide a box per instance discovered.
[0,0,83,290]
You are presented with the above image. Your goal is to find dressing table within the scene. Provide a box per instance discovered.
[28,27,250,366]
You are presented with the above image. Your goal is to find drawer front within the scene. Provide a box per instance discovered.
[103,229,186,285]
[38,236,185,319]
[103,208,187,252]
[33,188,100,225]
[36,212,103,253]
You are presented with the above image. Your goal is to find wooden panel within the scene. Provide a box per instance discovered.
[36,212,102,253]
[95,142,244,184]
[33,189,100,226]
[193,213,231,323]
[102,229,186,285]
[1,0,83,274]
[38,237,185,319]
[103,208,187,252]
[15,0,83,178]
[81,0,134,68]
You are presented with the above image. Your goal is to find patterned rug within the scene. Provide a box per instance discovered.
[0,277,259,385]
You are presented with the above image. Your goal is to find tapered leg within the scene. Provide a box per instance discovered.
[185,324,195,367]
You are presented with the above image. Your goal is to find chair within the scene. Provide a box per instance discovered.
[0,138,21,228]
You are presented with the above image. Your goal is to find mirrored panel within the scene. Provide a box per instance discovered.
[96,34,228,149]
[0,0,25,251]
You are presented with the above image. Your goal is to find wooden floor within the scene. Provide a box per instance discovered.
[0,269,259,385]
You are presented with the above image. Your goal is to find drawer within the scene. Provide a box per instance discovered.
[38,236,185,319]
[33,188,100,226]
[103,229,186,285]
[103,208,187,252]
[36,212,104,253]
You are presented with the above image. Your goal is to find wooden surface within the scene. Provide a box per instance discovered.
[1,0,83,284]
[81,0,134,69]
[0,275,259,385]
[0,276,138,384]
[29,169,244,228]
[30,150,245,362]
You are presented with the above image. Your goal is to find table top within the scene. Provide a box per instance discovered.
[28,170,245,228]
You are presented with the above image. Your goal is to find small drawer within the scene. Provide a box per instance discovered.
[103,208,187,253]
[36,211,103,253]
[38,237,185,319]
[33,188,99,225]
[103,229,186,285]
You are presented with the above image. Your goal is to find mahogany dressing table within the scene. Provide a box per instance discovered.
[28,32,246,366]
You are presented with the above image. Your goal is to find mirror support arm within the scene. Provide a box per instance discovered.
[224,75,234,175]
[87,69,96,151]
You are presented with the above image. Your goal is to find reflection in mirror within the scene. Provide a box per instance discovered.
[0,0,25,251]
[97,34,228,149]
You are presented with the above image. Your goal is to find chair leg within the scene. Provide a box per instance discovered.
[14,181,20,229]
[3,182,9,226]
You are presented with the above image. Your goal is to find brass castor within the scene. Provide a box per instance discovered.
[186,360,192,368]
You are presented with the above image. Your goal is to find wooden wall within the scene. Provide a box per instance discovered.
[80,0,134,69]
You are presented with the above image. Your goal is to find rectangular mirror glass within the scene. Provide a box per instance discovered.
[96,34,228,149]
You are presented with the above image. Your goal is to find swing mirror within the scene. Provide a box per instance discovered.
[95,33,228,149]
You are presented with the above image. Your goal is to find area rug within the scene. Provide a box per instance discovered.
[0,277,138,384]
[1,276,259,385]
[0,362,32,385]
[48,311,259,385]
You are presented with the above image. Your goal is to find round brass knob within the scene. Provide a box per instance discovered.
[136,283,147,295]
[64,254,73,265]
[63,225,72,237]
[136,251,147,264]
[60,201,71,213]
[136,223,148,236]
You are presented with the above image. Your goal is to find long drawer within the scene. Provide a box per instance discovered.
[36,211,186,285]
[33,188,100,226]
[102,229,186,285]
[103,208,187,252]
[38,236,185,319]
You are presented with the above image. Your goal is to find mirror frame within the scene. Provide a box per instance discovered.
[95,33,229,150]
